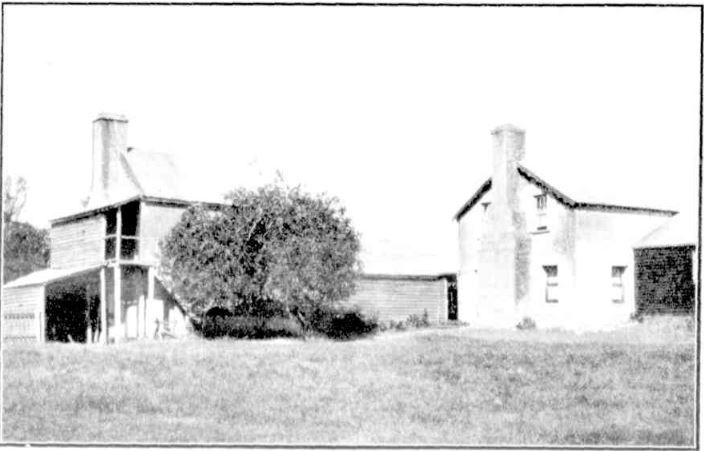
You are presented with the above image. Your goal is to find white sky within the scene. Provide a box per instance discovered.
[2,5,701,274]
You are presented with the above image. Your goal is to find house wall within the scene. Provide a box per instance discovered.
[50,216,106,269]
[572,210,672,328]
[2,285,45,341]
[347,276,447,324]
[139,202,188,264]
[457,176,576,327]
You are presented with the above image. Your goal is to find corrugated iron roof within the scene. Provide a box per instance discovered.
[634,213,698,249]
[3,264,104,289]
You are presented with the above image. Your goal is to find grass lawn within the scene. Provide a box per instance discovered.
[2,316,696,445]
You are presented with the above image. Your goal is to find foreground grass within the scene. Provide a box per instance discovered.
[2,318,696,445]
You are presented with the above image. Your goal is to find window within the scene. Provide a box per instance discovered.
[105,208,118,260]
[481,202,491,212]
[544,265,558,303]
[536,194,547,211]
[104,202,140,261]
[535,193,547,231]
[611,266,626,303]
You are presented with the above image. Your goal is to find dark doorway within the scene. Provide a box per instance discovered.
[45,272,101,342]
[440,273,458,321]
[634,246,695,315]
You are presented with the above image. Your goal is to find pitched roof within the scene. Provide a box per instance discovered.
[123,149,185,201]
[53,148,227,224]
[634,213,698,249]
[454,164,678,221]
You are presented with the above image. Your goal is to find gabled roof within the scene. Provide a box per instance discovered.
[454,164,678,221]
[634,213,698,249]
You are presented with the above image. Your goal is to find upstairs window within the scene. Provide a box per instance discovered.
[611,266,626,303]
[535,193,548,231]
[544,265,558,303]
[105,209,117,260]
[104,202,140,261]
[120,202,140,260]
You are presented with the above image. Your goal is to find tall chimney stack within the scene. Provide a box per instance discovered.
[89,113,128,205]
[490,124,525,225]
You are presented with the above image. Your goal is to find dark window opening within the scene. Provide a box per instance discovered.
[121,238,139,260]
[105,209,117,235]
[105,237,116,260]
[121,202,140,237]
[104,202,141,261]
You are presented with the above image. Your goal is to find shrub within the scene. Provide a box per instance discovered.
[405,310,430,328]
[310,307,378,340]
[516,316,537,330]
[201,312,303,339]
[159,184,361,325]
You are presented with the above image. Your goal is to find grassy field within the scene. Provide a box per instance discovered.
[2,316,696,445]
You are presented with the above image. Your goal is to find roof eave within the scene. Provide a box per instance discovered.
[50,195,227,226]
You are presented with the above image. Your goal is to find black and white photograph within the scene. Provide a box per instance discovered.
[0,2,700,446]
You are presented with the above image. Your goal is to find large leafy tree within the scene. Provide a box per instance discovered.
[160,184,361,329]
[2,176,50,283]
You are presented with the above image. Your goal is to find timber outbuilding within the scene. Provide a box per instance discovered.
[2,114,223,343]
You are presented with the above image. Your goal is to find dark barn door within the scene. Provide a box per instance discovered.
[634,246,695,315]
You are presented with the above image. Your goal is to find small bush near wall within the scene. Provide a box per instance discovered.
[406,310,430,328]
[516,317,537,330]
[379,310,431,332]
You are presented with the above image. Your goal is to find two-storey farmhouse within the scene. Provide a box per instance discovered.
[3,114,223,343]
[3,114,454,343]
[455,124,694,330]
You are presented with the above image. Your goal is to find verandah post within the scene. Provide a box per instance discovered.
[100,266,107,344]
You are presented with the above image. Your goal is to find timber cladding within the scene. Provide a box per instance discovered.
[50,215,106,269]
[347,275,448,324]
[2,285,44,341]
[634,246,695,314]
[139,202,189,264]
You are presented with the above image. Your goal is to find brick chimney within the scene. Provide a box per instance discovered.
[490,123,525,226]
[88,113,129,206]
[474,124,530,326]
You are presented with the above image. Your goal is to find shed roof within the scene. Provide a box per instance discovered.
[634,213,699,249]
[454,165,679,221]
[3,264,103,289]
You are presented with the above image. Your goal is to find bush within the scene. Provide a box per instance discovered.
[405,310,430,328]
[159,184,361,322]
[310,307,378,340]
[201,312,303,339]
[516,316,537,330]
